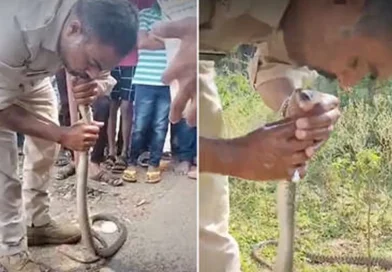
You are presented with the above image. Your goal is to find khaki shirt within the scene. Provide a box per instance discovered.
[0,0,115,110]
[200,0,318,90]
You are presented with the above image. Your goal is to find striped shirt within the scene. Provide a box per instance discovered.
[132,4,168,86]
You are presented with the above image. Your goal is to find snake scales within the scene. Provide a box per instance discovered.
[251,90,392,271]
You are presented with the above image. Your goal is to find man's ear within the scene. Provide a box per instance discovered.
[66,20,83,36]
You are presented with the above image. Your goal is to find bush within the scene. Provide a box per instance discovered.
[217,68,392,271]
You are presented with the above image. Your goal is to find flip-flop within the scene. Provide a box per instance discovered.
[146,170,161,184]
[90,170,123,186]
[55,164,76,180]
[111,156,127,174]
[122,167,137,183]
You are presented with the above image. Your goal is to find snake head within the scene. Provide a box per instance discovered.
[286,89,313,118]
[297,89,314,102]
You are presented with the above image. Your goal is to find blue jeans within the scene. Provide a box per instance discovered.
[171,119,197,163]
[128,84,171,167]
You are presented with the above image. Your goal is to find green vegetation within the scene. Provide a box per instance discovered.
[216,61,392,271]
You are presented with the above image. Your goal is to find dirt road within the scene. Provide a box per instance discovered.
[30,167,197,272]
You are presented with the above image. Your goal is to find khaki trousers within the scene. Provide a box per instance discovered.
[199,61,241,272]
[0,77,59,256]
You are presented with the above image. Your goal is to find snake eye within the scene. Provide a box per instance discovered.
[299,90,313,102]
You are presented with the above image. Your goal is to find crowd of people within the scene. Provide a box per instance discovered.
[17,0,197,186]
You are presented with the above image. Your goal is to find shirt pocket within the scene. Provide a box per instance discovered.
[0,61,26,88]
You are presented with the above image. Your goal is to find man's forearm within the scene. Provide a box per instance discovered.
[256,78,295,112]
[0,105,65,143]
[199,136,243,176]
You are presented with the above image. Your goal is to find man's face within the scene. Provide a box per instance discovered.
[59,20,122,79]
[323,35,392,87]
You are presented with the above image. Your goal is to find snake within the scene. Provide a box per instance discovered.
[251,89,392,271]
[63,105,128,262]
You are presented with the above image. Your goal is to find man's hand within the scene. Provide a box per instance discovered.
[71,78,102,105]
[59,121,103,151]
[150,16,197,126]
[236,121,314,181]
[286,90,341,157]
[200,120,314,181]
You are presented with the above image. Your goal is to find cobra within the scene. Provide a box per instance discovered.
[251,89,392,271]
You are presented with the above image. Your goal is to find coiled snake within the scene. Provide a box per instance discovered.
[251,89,392,271]
[58,105,127,263]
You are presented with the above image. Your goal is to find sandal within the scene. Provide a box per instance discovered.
[90,170,123,186]
[111,156,127,174]
[146,167,161,183]
[102,155,116,170]
[55,163,76,180]
[122,166,137,183]
[137,152,150,168]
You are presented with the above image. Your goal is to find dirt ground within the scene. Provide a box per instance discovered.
[28,164,197,272]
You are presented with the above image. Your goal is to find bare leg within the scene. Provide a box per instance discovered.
[120,100,132,158]
[88,161,101,177]
[107,100,120,158]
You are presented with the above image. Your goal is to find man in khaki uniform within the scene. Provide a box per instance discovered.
[199,0,387,271]
[0,0,138,270]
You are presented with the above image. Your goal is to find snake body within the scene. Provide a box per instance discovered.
[76,105,127,259]
[251,90,392,271]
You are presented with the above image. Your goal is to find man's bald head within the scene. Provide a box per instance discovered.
[355,0,392,43]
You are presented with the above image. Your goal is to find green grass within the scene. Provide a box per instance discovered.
[216,69,392,272]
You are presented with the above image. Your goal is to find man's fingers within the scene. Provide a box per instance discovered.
[83,125,100,134]
[272,121,297,137]
[84,140,97,145]
[297,164,308,179]
[305,140,325,157]
[290,151,308,165]
[169,77,194,124]
[170,91,190,124]
[296,125,333,141]
[185,97,197,127]
[296,108,340,129]
[73,88,98,99]
[162,50,194,84]
[73,81,98,93]
[83,133,99,141]
[151,17,196,39]
[286,139,314,152]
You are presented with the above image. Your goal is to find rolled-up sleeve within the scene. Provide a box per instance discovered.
[249,43,318,91]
